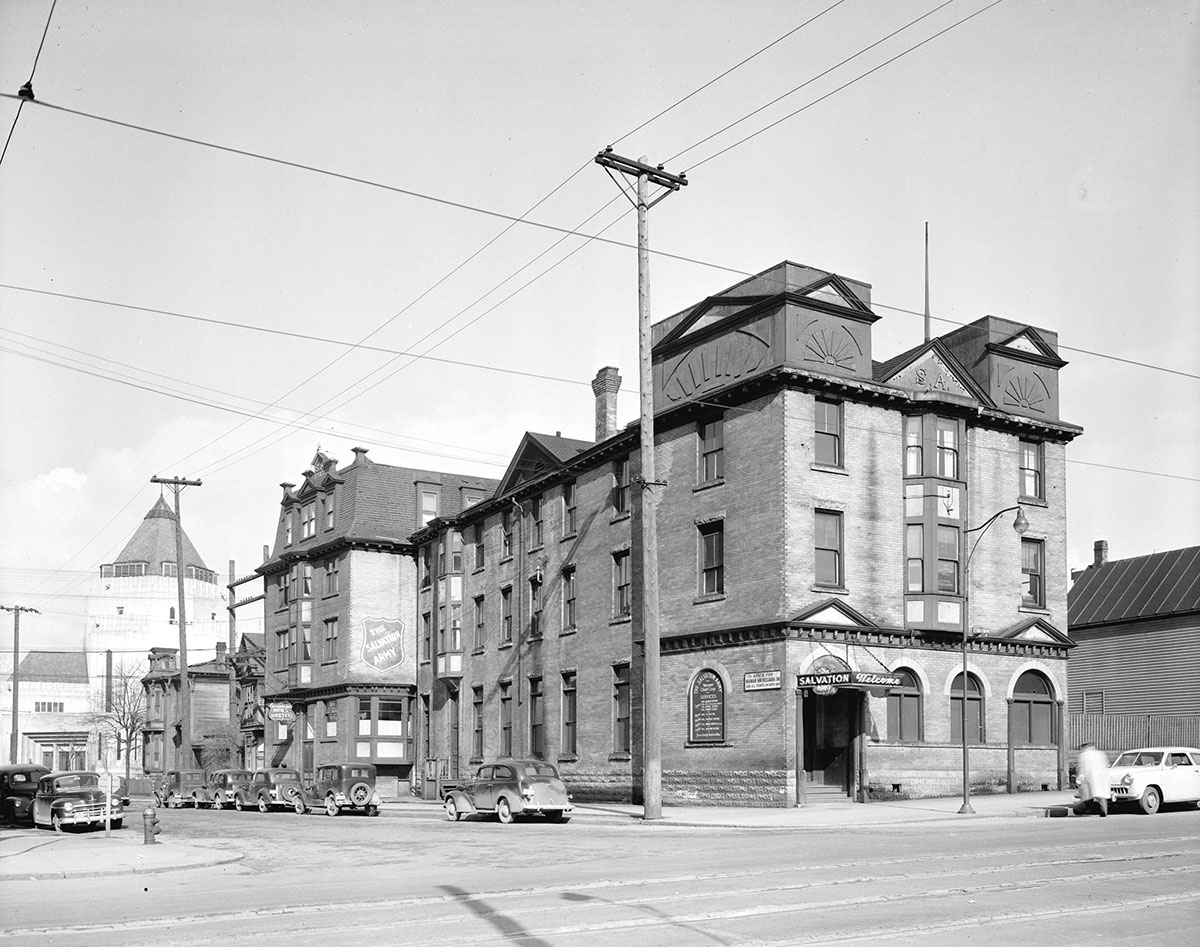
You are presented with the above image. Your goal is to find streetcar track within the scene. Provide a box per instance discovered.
[4,851,1196,941]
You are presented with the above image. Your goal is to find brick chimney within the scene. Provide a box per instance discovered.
[1094,540,1109,567]
[216,641,227,668]
[591,366,622,442]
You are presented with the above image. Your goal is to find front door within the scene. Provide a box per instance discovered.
[804,689,856,791]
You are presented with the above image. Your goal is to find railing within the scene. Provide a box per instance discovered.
[1068,713,1200,752]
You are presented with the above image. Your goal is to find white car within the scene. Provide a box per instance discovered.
[1107,746,1200,815]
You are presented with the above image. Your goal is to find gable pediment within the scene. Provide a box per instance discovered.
[497,434,567,496]
[791,598,876,628]
[800,276,864,312]
[882,343,988,404]
[990,616,1073,647]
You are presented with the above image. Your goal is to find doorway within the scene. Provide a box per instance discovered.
[803,689,858,792]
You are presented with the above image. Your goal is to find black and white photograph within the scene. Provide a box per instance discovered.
[1,2,1197,944]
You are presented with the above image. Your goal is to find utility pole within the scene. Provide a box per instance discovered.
[2,604,38,764]
[150,476,202,769]
[595,147,687,820]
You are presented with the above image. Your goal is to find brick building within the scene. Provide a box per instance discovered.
[255,448,496,799]
[413,261,1082,806]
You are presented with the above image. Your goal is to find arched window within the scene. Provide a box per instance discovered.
[689,669,725,743]
[1012,671,1055,744]
[950,672,985,744]
[887,669,922,743]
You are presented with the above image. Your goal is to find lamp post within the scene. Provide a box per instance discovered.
[958,505,1029,814]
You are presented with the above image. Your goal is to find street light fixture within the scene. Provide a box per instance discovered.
[957,505,1028,814]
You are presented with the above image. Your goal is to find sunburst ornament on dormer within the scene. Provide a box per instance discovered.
[1002,373,1047,413]
[804,326,858,370]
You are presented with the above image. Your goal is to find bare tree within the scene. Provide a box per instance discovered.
[85,661,147,787]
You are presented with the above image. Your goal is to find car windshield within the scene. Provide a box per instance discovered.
[55,774,99,791]
[517,762,559,778]
[1114,751,1162,767]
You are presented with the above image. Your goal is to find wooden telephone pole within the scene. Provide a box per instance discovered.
[2,604,39,763]
[595,147,687,820]
[150,476,202,769]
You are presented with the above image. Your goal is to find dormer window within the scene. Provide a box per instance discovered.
[302,503,316,539]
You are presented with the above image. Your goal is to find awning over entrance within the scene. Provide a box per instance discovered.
[796,670,903,691]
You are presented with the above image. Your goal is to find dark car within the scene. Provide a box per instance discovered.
[200,769,254,810]
[154,769,207,808]
[443,760,573,824]
[249,768,306,813]
[0,764,51,824]
[31,771,125,832]
[303,763,381,817]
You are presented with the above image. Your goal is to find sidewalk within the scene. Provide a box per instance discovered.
[0,790,1080,881]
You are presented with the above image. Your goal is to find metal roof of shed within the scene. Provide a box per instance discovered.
[1068,545,1200,629]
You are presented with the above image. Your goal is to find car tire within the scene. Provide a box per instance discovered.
[325,797,340,817]
[496,797,514,824]
[367,805,380,817]
[1139,786,1162,815]
[445,797,460,822]
[51,813,64,833]
[233,794,245,812]
[167,793,180,810]
[293,797,307,815]
[348,782,372,807]
[111,819,123,830]
[257,795,269,813]
[546,811,569,823]
[212,794,224,811]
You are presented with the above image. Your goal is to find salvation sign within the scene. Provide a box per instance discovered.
[360,618,405,673]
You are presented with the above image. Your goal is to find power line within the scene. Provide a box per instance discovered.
[668,0,960,165]
[685,0,1010,172]
[612,0,852,145]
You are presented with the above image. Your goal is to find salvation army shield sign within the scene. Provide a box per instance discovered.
[360,617,405,672]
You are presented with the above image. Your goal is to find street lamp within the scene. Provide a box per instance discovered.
[957,505,1029,814]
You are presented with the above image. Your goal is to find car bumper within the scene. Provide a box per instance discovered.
[59,808,123,825]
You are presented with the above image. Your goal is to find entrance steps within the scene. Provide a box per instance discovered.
[802,785,851,804]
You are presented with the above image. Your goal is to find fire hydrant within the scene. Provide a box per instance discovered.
[143,806,161,845]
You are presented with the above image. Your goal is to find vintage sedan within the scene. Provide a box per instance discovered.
[201,769,253,809]
[155,769,207,808]
[1107,746,1200,814]
[31,771,124,832]
[303,763,382,817]
[444,760,572,824]
[248,768,307,813]
[0,764,50,824]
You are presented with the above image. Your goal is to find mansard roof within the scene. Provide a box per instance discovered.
[262,447,498,570]
[107,496,209,572]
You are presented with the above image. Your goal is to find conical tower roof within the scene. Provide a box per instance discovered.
[111,496,209,572]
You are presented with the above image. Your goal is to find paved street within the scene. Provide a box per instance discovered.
[2,801,1198,945]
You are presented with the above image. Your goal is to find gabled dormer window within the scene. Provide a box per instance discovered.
[302,503,316,539]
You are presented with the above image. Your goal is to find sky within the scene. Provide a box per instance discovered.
[1,0,1197,651]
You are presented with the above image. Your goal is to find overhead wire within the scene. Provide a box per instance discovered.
[0,0,57,168]
[3,1,1194,611]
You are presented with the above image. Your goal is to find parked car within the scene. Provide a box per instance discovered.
[1107,746,1200,815]
[443,760,573,824]
[249,768,306,813]
[302,763,382,817]
[31,771,125,832]
[0,764,50,824]
[201,769,254,809]
[154,769,207,808]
